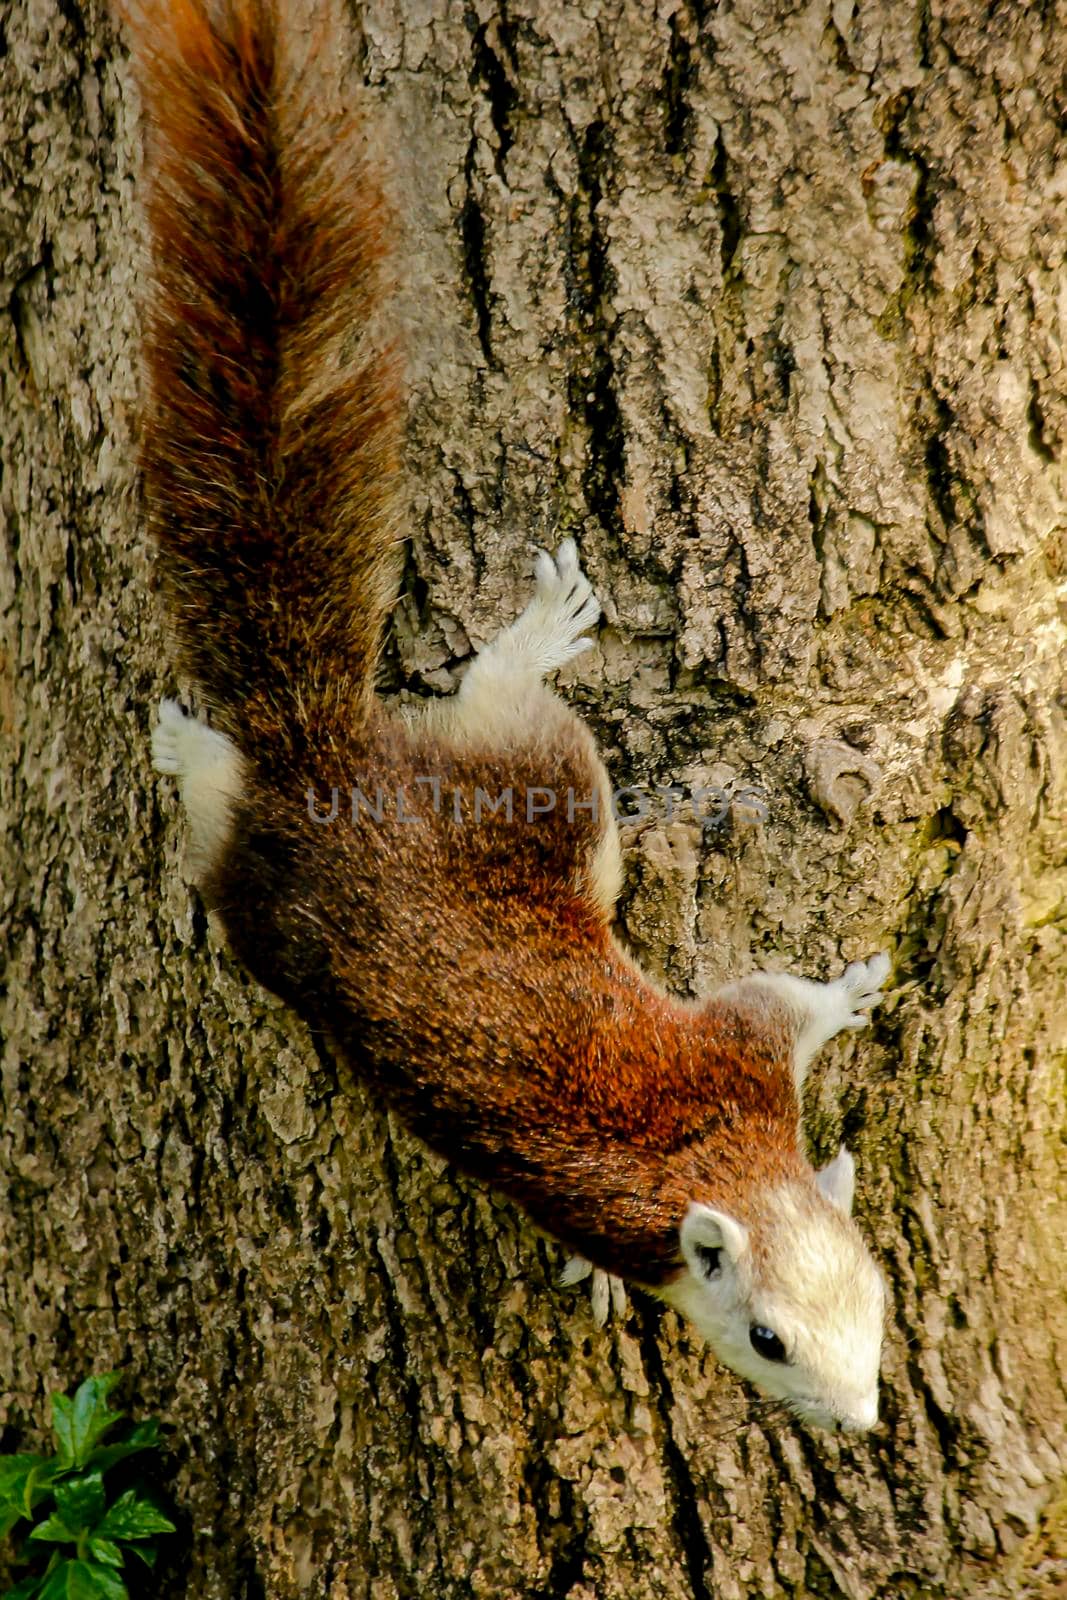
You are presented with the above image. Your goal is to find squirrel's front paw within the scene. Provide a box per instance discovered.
[831,952,891,1029]
[559,1253,628,1327]
[509,538,601,672]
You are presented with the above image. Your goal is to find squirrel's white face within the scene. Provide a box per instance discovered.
[660,1152,885,1433]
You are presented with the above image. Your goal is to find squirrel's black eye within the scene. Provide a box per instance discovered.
[749,1325,787,1363]
[695,1245,722,1279]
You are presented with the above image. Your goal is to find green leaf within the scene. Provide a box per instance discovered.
[83,1421,161,1474]
[74,1563,128,1600]
[54,1471,105,1532]
[93,1489,175,1541]
[36,1560,75,1600]
[67,1378,124,1471]
[123,1542,157,1570]
[1,1500,25,1537]
[0,1455,47,1495]
[28,1511,79,1544]
[51,1378,124,1473]
[36,1560,128,1600]
[0,1456,60,1523]
[96,1491,173,1542]
[0,1458,47,1535]
[86,1537,124,1569]
[3,1574,46,1599]
[50,1398,75,1471]
[25,1461,63,1520]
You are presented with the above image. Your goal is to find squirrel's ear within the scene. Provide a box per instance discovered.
[815,1147,856,1214]
[680,1203,749,1276]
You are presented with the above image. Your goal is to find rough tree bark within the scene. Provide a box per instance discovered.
[1,0,1065,1597]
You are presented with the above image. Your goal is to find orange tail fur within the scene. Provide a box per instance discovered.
[128,0,402,755]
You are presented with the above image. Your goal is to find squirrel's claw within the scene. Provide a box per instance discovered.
[559,1254,628,1327]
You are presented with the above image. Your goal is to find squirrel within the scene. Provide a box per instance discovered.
[129,0,890,1434]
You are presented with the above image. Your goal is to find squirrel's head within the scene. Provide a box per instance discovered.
[661,1150,885,1433]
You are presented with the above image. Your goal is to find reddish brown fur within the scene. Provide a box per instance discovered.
[208,716,806,1286]
[133,0,811,1288]
[129,0,402,754]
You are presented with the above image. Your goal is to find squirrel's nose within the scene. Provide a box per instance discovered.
[839,1392,879,1433]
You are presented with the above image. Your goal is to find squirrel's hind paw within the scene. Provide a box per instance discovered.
[835,951,892,1028]
[150,699,245,880]
[151,697,191,775]
[512,542,601,673]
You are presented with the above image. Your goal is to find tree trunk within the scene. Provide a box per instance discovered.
[2,0,1064,1597]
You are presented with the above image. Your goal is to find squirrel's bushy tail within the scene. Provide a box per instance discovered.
[128,0,402,756]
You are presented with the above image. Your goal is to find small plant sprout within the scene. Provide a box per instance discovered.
[0,1373,175,1600]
